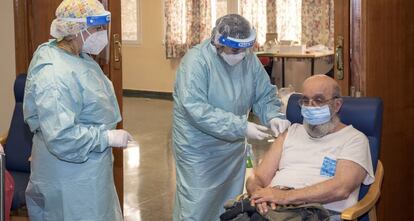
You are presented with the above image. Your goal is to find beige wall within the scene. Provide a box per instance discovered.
[122,0,179,93]
[0,1,16,132]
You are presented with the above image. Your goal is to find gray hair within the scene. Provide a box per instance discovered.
[332,83,341,98]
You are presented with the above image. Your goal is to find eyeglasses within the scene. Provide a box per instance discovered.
[223,46,247,54]
[91,25,106,32]
[298,96,338,107]
[230,48,246,54]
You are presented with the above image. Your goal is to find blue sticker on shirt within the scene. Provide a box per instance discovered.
[320,156,337,177]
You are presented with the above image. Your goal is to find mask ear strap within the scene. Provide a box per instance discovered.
[79,31,86,43]
[79,29,92,43]
[85,29,92,36]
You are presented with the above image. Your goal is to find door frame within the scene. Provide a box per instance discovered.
[334,0,350,95]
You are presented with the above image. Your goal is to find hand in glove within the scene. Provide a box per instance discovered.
[107,129,134,148]
[269,118,291,137]
[246,122,271,140]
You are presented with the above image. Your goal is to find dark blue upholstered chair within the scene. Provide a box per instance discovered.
[0,74,33,210]
[286,93,384,221]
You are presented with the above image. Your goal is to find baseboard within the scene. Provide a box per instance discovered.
[123,89,173,100]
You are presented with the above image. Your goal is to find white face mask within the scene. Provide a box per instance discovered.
[81,29,108,55]
[220,52,246,66]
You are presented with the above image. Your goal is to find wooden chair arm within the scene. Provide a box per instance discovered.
[0,131,8,146]
[341,160,384,220]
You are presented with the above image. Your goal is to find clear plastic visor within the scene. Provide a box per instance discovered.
[80,23,111,64]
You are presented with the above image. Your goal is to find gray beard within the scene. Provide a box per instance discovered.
[303,115,339,138]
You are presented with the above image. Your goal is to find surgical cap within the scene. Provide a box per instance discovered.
[211,14,255,48]
[50,0,107,40]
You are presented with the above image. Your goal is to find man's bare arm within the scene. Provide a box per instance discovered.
[251,159,367,205]
[246,131,286,195]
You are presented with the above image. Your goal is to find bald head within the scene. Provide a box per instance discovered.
[302,75,341,99]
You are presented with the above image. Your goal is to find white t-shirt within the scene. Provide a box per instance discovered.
[270,123,375,212]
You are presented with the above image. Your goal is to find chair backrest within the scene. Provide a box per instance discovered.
[286,93,383,200]
[4,74,33,173]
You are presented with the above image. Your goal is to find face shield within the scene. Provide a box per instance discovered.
[218,29,257,49]
[62,12,111,63]
[215,28,256,65]
[61,11,111,31]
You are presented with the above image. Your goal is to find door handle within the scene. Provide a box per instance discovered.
[335,36,344,80]
[113,33,122,70]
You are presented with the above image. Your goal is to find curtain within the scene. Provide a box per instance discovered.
[301,0,334,48]
[239,0,302,45]
[240,0,333,47]
[239,0,267,46]
[266,0,277,33]
[276,0,302,43]
[164,0,211,58]
[164,0,334,57]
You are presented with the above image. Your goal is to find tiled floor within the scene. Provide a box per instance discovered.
[123,97,175,221]
[122,97,272,221]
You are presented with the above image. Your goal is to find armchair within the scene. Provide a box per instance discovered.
[0,74,33,210]
[286,93,384,221]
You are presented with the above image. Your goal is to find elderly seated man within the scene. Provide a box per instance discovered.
[246,75,375,219]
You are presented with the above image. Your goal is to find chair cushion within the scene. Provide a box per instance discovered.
[14,74,26,103]
[338,97,383,139]
[5,74,33,172]
[4,103,33,172]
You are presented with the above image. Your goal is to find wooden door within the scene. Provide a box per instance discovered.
[334,0,350,95]
[14,0,61,76]
[341,0,414,220]
[13,0,124,211]
[350,0,366,96]
[362,1,414,220]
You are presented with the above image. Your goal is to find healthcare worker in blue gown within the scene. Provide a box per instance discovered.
[23,0,134,220]
[172,14,292,221]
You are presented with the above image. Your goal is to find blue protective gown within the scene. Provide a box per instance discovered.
[23,40,123,221]
[172,39,284,221]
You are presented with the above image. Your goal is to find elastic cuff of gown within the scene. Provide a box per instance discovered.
[94,129,110,152]
[239,116,248,138]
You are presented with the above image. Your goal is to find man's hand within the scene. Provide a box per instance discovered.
[249,187,274,214]
[251,187,290,204]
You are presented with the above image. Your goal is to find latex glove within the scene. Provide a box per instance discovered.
[107,129,134,148]
[269,118,291,137]
[246,122,271,140]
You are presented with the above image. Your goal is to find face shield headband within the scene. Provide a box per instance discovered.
[218,29,256,49]
[60,11,111,27]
